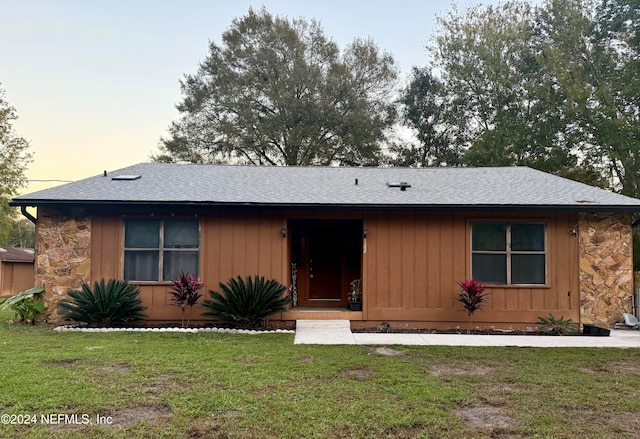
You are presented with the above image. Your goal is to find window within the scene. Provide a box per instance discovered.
[124,218,199,281]
[471,222,546,285]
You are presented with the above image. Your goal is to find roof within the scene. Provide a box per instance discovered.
[11,163,640,211]
[0,247,35,263]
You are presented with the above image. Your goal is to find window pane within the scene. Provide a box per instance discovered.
[472,223,507,251]
[472,253,507,284]
[125,219,160,248]
[511,223,545,251]
[512,254,546,284]
[124,250,159,281]
[164,220,199,248]
[163,251,199,281]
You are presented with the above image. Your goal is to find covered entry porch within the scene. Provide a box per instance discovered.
[283,218,363,319]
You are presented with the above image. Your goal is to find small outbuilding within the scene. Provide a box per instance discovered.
[0,247,35,297]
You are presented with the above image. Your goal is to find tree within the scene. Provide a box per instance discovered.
[399,0,604,184]
[155,7,398,166]
[0,86,31,200]
[428,1,588,173]
[0,214,35,248]
[391,67,464,166]
[581,0,639,196]
[0,85,32,245]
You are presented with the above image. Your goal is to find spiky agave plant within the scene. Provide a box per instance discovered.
[58,279,146,326]
[536,314,577,336]
[202,275,291,329]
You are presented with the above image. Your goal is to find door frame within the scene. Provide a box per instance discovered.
[289,219,363,307]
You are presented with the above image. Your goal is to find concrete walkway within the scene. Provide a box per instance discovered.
[294,320,640,348]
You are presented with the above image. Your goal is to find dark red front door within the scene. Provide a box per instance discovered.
[290,220,362,307]
[308,226,343,301]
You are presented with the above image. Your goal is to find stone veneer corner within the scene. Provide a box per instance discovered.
[579,212,634,328]
[36,208,91,323]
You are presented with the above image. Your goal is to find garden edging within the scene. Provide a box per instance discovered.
[53,325,295,334]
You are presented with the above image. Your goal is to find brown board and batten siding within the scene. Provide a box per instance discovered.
[90,209,287,321]
[91,208,579,326]
[362,210,580,327]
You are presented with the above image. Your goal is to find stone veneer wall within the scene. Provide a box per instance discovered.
[579,212,633,328]
[36,208,91,323]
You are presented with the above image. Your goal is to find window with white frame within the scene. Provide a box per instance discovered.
[471,222,546,285]
[124,218,199,281]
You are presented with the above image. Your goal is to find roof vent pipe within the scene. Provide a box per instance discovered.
[387,182,411,191]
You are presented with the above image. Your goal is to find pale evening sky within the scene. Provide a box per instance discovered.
[1,0,539,196]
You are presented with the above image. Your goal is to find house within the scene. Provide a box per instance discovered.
[0,247,35,297]
[9,163,640,329]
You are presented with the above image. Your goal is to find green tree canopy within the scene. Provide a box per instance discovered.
[400,0,637,191]
[0,85,31,200]
[155,7,398,166]
[0,85,32,245]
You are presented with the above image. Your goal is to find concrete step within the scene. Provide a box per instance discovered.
[295,319,352,330]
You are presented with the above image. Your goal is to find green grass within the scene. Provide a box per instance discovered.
[1,319,639,439]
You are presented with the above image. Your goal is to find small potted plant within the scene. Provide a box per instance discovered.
[348,279,362,311]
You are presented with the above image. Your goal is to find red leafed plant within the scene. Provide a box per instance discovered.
[168,272,204,327]
[457,278,488,332]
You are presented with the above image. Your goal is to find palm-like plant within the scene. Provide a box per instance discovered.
[202,275,291,329]
[167,272,203,328]
[536,314,577,336]
[457,278,488,333]
[58,279,146,326]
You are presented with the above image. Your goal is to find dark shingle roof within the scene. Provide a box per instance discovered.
[11,163,640,211]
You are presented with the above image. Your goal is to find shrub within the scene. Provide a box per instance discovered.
[58,279,146,326]
[202,275,291,329]
[457,278,488,317]
[0,287,45,325]
[167,272,203,327]
[457,278,489,333]
[537,314,577,336]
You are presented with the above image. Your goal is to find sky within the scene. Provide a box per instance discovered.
[1,0,536,196]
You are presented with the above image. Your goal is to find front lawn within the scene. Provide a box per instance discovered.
[1,320,639,438]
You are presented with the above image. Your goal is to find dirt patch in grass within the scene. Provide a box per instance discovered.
[296,356,314,364]
[48,405,171,432]
[187,417,228,439]
[337,367,375,380]
[455,404,521,432]
[375,347,406,356]
[563,408,640,437]
[48,358,81,367]
[599,410,640,436]
[382,425,426,438]
[155,372,177,381]
[430,364,493,376]
[476,383,523,406]
[238,356,259,365]
[96,363,131,373]
[607,361,640,374]
[143,373,182,397]
[106,404,171,427]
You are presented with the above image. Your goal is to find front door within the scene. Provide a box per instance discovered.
[290,220,362,307]
[308,226,343,301]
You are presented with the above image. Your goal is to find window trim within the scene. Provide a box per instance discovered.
[469,220,548,287]
[123,217,201,283]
